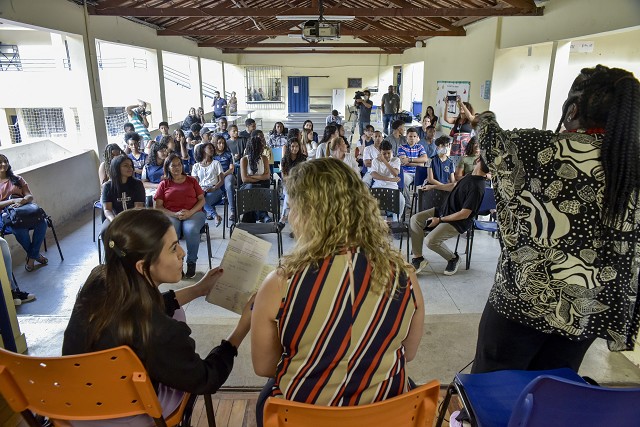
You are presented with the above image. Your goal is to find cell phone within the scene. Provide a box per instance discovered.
[423,219,435,230]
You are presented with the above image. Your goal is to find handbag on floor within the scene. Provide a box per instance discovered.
[2,202,47,229]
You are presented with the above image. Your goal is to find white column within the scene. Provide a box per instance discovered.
[155,49,169,124]
[543,41,572,131]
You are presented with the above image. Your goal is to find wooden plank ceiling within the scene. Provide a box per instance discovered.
[76,0,543,54]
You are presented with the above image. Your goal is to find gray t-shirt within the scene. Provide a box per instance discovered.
[358,100,374,122]
[386,133,406,155]
[381,93,400,115]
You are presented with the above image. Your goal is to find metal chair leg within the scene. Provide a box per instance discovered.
[205,225,212,269]
[46,217,64,261]
[435,383,457,427]
[204,394,217,427]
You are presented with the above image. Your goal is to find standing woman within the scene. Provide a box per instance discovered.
[228,91,238,115]
[0,154,48,272]
[471,65,640,373]
[277,139,306,229]
[63,209,253,426]
[98,143,123,185]
[101,155,146,234]
[424,105,438,127]
[154,153,206,279]
[240,136,272,223]
[443,97,474,167]
[251,159,424,426]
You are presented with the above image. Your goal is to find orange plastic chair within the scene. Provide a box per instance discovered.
[263,379,440,427]
[0,346,216,427]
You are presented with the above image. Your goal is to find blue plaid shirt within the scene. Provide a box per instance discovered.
[397,143,427,174]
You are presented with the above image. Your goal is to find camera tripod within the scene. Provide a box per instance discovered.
[347,105,359,144]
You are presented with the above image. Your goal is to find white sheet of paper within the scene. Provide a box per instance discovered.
[206,229,273,314]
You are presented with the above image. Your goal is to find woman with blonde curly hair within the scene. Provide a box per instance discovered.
[251,158,424,426]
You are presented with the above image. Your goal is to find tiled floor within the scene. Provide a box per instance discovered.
[10,203,640,388]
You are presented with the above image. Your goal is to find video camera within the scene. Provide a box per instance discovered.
[353,91,365,100]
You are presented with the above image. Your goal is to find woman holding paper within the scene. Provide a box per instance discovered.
[63,209,253,426]
[251,158,424,426]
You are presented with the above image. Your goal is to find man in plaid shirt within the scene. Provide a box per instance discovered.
[398,127,429,199]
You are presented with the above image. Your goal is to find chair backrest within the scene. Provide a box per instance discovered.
[414,166,429,188]
[263,380,440,427]
[508,375,640,427]
[418,189,448,212]
[0,346,166,424]
[476,186,496,216]
[235,187,280,217]
[371,187,401,216]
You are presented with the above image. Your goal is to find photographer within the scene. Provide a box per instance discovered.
[354,90,374,137]
[126,100,151,145]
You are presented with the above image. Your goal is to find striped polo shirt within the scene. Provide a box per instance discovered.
[272,248,417,406]
[397,143,427,174]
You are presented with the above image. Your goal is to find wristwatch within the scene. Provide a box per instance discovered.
[439,216,445,223]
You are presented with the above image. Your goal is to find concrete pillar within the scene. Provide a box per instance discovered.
[542,41,572,131]
[0,109,13,146]
[197,57,204,109]
[155,49,169,123]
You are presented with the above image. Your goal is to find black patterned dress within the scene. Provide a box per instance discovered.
[477,112,640,351]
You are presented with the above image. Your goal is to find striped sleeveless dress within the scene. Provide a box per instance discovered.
[272,248,417,406]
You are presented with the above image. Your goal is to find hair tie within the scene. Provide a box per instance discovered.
[614,75,635,86]
[108,240,126,257]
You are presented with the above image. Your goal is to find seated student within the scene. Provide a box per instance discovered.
[142,141,168,191]
[398,128,429,200]
[362,130,384,186]
[277,139,306,229]
[325,109,342,125]
[359,124,375,147]
[180,106,201,132]
[239,118,256,140]
[0,154,48,273]
[239,136,272,223]
[122,122,135,154]
[98,143,123,185]
[315,124,338,159]
[427,136,455,185]
[0,237,36,306]
[420,125,437,162]
[388,119,407,155]
[300,129,317,158]
[186,123,203,147]
[371,140,405,221]
[227,124,246,171]
[63,209,253,426]
[216,117,230,141]
[302,120,319,143]
[251,158,424,427]
[455,136,479,181]
[173,129,193,175]
[101,155,145,234]
[212,136,237,224]
[267,122,288,148]
[154,121,171,143]
[126,132,147,179]
[250,130,274,173]
[327,136,360,176]
[154,154,206,279]
[191,142,225,226]
[409,155,489,276]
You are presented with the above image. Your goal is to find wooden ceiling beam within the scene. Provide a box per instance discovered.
[199,42,413,48]
[221,49,404,54]
[164,28,464,37]
[500,0,538,11]
[90,7,544,18]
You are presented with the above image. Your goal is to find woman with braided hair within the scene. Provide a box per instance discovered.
[470,65,640,373]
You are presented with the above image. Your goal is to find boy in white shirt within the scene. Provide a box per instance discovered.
[371,140,405,221]
[362,130,384,186]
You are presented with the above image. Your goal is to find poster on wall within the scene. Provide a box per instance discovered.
[435,81,470,132]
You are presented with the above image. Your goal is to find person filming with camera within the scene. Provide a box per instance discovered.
[126,100,152,148]
[354,90,374,138]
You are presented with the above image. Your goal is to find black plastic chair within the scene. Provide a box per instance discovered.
[410,166,429,215]
[370,188,410,261]
[230,186,283,258]
[1,215,64,262]
[92,200,102,242]
[211,195,228,239]
[454,187,497,270]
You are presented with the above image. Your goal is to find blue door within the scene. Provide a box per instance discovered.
[288,77,309,114]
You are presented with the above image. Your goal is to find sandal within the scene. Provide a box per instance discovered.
[35,254,48,265]
[215,215,222,228]
[25,257,35,272]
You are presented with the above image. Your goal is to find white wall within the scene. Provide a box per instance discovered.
[162,51,201,124]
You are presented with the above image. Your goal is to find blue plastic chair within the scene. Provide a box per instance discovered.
[508,375,640,426]
[435,368,586,427]
[454,186,497,270]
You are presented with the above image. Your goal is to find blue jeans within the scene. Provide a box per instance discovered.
[383,114,394,135]
[358,121,370,137]
[204,188,224,218]
[0,237,16,290]
[168,211,206,264]
[224,174,236,215]
[5,219,47,260]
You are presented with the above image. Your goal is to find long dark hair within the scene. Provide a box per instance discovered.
[147,141,168,165]
[464,136,478,156]
[0,154,22,188]
[456,102,474,125]
[195,142,215,163]
[271,121,285,135]
[79,209,170,352]
[320,124,337,144]
[103,143,123,179]
[163,153,185,181]
[108,155,134,199]
[555,65,640,224]
[281,139,306,176]
[246,136,263,175]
